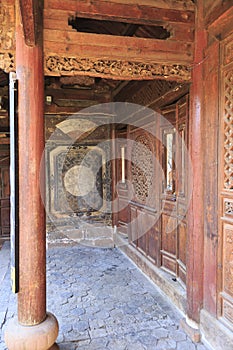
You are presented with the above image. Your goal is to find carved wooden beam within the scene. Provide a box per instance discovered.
[44,55,191,82]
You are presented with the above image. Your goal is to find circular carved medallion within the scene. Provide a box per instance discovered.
[64,165,95,197]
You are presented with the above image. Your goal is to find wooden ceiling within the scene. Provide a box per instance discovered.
[43,0,195,80]
[0,0,195,123]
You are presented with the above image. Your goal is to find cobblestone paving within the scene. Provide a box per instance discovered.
[0,243,209,350]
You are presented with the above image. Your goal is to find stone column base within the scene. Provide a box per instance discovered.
[180,318,201,343]
[4,312,59,350]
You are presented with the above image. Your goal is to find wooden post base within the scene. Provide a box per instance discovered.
[4,312,59,350]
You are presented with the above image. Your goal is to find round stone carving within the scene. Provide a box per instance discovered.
[64,165,95,197]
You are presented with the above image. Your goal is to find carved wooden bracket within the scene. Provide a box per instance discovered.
[0,52,15,73]
[0,2,15,73]
[0,3,15,51]
[44,55,191,82]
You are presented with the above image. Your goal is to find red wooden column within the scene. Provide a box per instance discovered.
[16,2,46,326]
[182,0,207,337]
[4,1,58,349]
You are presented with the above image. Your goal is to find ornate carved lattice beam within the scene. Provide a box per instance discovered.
[44,55,191,82]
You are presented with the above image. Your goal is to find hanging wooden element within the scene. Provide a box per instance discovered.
[0,52,15,72]
[0,3,15,51]
[0,1,15,73]
[45,55,191,82]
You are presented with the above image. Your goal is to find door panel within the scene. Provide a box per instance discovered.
[160,95,189,284]
[115,128,129,235]
[161,214,177,274]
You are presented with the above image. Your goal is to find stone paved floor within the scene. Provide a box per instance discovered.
[0,242,209,350]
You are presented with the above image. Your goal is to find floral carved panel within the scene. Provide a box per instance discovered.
[44,55,191,82]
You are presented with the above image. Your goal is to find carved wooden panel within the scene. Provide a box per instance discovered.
[0,52,15,73]
[44,55,191,81]
[223,38,233,66]
[0,1,15,73]
[223,300,233,325]
[223,67,233,190]
[223,224,233,298]
[221,223,233,325]
[131,134,153,204]
[0,2,15,51]
[219,36,233,328]
[224,199,233,217]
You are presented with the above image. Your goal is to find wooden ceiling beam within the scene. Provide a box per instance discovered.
[18,0,43,46]
[43,13,194,42]
[205,1,233,28]
[45,88,111,102]
[208,6,233,40]
[44,30,193,64]
[45,0,195,25]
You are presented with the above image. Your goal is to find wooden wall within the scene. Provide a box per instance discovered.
[114,82,190,286]
[218,32,233,330]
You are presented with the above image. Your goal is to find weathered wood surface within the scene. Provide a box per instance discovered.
[218,32,233,328]
[208,6,233,40]
[202,40,219,316]
[204,0,233,29]
[43,0,194,80]
[18,0,36,46]
[186,0,207,324]
[44,0,195,24]
[16,1,46,325]
[44,30,193,62]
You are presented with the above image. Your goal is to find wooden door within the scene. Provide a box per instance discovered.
[114,127,129,236]
[160,95,189,285]
[128,125,160,264]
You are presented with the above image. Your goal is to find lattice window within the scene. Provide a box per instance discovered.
[131,135,153,202]
[223,69,233,190]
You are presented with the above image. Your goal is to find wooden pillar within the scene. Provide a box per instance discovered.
[186,0,207,326]
[4,1,58,349]
[202,40,219,317]
[16,1,46,326]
